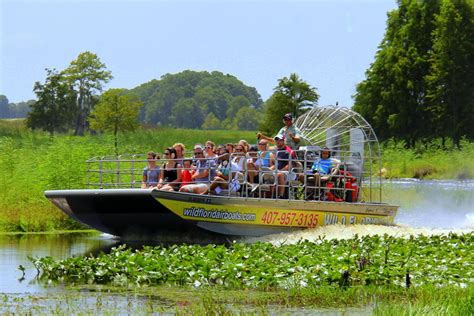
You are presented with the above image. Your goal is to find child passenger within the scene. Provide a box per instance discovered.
[180,159,193,188]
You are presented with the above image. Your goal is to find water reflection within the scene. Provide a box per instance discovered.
[0,232,117,294]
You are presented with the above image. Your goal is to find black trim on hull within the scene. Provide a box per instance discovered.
[45,189,200,238]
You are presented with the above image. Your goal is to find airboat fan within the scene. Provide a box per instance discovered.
[294,105,382,201]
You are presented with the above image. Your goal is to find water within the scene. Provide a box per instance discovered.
[0,180,473,309]
[386,179,474,229]
[0,232,117,294]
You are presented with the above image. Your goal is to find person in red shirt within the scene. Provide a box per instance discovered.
[180,159,193,188]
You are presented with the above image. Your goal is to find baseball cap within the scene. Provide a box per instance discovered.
[282,113,293,120]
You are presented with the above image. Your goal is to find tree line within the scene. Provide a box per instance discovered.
[22,55,271,136]
[0,96,33,119]
[353,0,474,147]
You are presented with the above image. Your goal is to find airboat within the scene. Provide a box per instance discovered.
[45,106,398,240]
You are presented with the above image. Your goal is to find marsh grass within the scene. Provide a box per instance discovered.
[381,138,474,179]
[1,285,472,315]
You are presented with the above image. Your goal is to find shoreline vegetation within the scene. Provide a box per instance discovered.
[2,285,473,314]
[0,118,473,232]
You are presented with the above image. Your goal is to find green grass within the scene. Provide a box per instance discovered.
[381,138,474,179]
[2,285,472,315]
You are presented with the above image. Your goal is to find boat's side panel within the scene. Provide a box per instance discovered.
[45,189,198,237]
[153,190,398,216]
[154,190,396,235]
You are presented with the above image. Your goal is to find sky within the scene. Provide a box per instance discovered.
[0,0,397,106]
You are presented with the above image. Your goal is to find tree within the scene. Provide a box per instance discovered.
[0,95,9,118]
[260,74,319,134]
[234,106,261,130]
[9,100,34,118]
[88,89,143,155]
[26,68,77,135]
[353,0,474,147]
[201,112,222,130]
[259,93,291,134]
[132,70,263,128]
[170,98,203,128]
[63,51,113,136]
[354,0,441,146]
[226,95,251,118]
[274,73,319,117]
[426,0,474,147]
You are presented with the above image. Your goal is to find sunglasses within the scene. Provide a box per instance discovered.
[164,152,170,155]
[258,143,266,145]
[235,149,244,152]
[194,151,203,155]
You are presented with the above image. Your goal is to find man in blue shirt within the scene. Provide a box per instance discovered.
[312,148,340,176]
[308,148,340,199]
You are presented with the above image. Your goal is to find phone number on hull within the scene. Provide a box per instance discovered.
[261,211,319,227]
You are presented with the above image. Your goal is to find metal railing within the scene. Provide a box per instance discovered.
[85,149,383,203]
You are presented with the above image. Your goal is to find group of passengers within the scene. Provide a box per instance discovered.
[141,113,341,199]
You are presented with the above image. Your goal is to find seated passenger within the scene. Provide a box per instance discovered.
[216,144,226,157]
[141,151,160,189]
[204,141,218,159]
[172,143,186,166]
[272,136,292,199]
[203,150,234,195]
[231,144,247,173]
[203,144,246,195]
[311,147,340,179]
[248,140,274,183]
[180,159,194,188]
[306,147,340,199]
[157,147,182,191]
[179,144,216,194]
[238,139,250,153]
[246,145,259,183]
[225,143,235,155]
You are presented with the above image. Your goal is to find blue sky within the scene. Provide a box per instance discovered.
[0,0,396,106]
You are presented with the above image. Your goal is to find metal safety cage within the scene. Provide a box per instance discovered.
[294,105,383,203]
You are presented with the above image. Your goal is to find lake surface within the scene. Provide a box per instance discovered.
[0,180,473,309]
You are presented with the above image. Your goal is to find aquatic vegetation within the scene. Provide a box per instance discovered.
[30,233,473,290]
